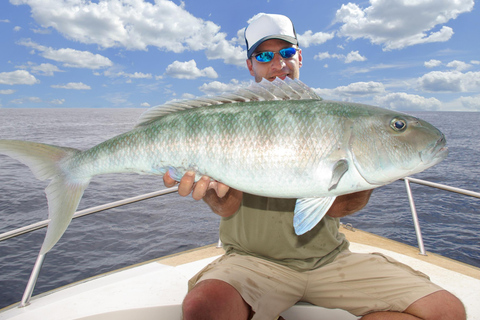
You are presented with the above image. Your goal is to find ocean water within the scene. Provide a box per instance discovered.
[0,108,479,309]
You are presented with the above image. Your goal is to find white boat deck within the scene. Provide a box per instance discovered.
[1,228,479,320]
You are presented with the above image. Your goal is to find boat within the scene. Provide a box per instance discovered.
[0,177,479,319]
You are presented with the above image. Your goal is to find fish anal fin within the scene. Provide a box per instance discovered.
[293,196,336,235]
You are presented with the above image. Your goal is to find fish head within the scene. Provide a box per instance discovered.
[350,109,448,185]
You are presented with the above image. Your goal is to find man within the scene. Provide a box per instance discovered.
[164,13,465,320]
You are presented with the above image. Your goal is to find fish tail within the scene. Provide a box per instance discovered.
[0,140,90,254]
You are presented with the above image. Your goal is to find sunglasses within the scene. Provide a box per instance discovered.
[253,47,299,63]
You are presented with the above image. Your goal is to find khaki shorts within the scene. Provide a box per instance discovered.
[188,251,443,319]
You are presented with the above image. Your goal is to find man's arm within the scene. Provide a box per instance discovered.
[326,190,373,218]
[163,171,242,217]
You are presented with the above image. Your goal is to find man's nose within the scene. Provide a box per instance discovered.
[270,53,286,70]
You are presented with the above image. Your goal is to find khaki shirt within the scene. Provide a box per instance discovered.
[220,193,350,272]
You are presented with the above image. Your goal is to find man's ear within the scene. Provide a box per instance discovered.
[246,58,255,76]
[298,49,303,68]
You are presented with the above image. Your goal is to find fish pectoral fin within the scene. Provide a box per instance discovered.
[293,196,336,235]
[328,159,349,191]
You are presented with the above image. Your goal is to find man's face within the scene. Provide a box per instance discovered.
[246,39,302,83]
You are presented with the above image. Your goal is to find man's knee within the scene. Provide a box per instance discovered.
[406,290,466,320]
[182,279,251,320]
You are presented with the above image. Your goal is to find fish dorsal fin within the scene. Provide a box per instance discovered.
[135,78,321,127]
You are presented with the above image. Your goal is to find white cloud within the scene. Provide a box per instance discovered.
[441,94,480,111]
[335,0,474,50]
[418,70,480,92]
[50,99,65,105]
[140,102,150,107]
[297,30,334,48]
[0,89,16,94]
[181,92,196,100]
[106,71,153,79]
[314,50,366,64]
[0,70,39,85]
[315,81,385,99]
[345,51,367,63]
[446,60,471,71]
[14,26,21,32]
[102,92,133,107]
[9,96,65,106]
[314,52,333,60]
[12,0,245,66]
[165,60,218,79]
[16,62,62,76]
[374,92,441,111]
[124,72,152,79]
[31,63,63,76]
[198,79,249,95]
[231,28,246,47]
[10,96,42,104]
[424,59,442,68]
[42,48,113,69]
[456,95,480,111]
[18,39,113,69]
[51,82,91,90]
[202,31,246,66]
[32,28,51,34]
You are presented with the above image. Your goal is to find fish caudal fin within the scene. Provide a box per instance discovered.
[0,140,90,254]
[293,196,336,235]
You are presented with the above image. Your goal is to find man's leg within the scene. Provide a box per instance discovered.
[362,290,466,320]
[184,254,306,319]
[361,290,465,320]
[303,251,464,318]
[183,279,251,320]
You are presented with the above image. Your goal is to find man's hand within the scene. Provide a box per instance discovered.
[163,171,230,200]
[163,171,242,217]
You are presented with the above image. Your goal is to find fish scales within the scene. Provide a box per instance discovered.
[140,99,343,197]
[64,100,348,197]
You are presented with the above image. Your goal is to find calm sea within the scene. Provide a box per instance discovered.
[0,108,479,308]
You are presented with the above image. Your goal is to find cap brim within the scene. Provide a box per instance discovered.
[247,35,298,58]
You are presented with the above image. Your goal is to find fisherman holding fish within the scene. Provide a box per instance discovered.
[164,14,465,320]
[0,12,465,320]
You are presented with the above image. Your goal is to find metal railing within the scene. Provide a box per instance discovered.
[0,186,179,307]
[403,177,480,255]
[1,178,479,308]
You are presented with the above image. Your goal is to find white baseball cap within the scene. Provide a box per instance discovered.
[245,13,298,59]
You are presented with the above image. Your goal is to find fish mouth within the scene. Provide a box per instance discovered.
[421,135,448,164]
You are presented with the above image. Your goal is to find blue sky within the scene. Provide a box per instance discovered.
[0,0,479,111]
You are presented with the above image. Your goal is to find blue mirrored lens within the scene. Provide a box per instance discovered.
[279,47,297,58]
[255,51,275,62]
[254,48,297,62]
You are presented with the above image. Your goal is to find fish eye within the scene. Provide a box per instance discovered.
[390,118,407,132]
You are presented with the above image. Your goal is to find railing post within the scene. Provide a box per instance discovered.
[19,252,46,307]
[404,178,427,256]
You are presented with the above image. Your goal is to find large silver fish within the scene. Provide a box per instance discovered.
[0,78,447,254]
